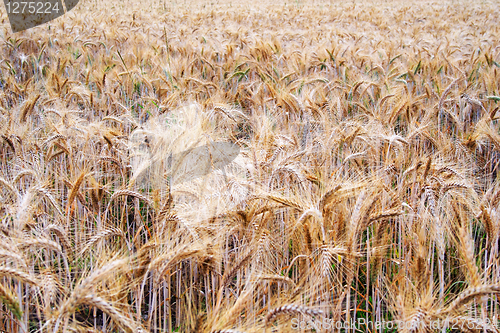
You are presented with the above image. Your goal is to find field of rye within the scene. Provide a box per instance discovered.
[0,0,500,331]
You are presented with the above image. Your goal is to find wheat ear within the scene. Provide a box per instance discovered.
[265,304,323,324]
[0,283,23,319]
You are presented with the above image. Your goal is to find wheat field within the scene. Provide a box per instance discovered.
[0,0,500,331]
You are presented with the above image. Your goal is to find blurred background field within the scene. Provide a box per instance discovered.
[0,0,500,332]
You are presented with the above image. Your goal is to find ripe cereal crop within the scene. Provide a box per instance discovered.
[0,0,500,331]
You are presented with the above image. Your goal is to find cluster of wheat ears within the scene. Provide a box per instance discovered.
[0,0,499,331]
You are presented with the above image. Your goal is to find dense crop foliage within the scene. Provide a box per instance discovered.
[0,0,500,331]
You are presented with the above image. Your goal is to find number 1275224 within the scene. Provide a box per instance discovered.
[5,1,60,14]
